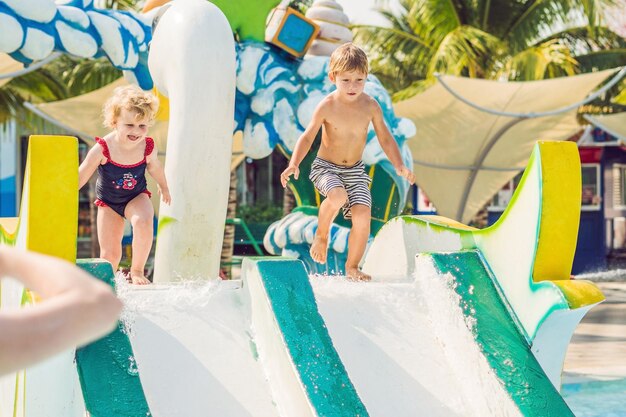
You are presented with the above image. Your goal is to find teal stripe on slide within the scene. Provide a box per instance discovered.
[257,260,369,417]
[75,259,151,417]
[429,251,574,416]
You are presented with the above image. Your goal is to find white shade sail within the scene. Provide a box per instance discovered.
[393,70,617,223]
[584,112,626,143]
[0,53,23,88]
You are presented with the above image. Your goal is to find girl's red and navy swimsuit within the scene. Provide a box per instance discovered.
[94,136,154,218]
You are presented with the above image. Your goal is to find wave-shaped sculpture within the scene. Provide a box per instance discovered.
[0,0,153,88]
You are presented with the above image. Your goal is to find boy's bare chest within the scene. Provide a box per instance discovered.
[323,114,370,141]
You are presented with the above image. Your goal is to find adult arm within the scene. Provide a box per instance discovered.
[0,247,123,375]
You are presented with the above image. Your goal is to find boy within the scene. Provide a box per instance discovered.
[280,43,415,281]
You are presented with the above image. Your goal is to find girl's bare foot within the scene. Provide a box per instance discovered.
[310,235,329,263]
[130,269,151,285]
[346,267,371,282]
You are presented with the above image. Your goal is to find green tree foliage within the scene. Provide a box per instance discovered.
[354,0,626,101]
[0,67,66,125]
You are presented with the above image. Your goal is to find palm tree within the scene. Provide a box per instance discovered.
[355,0,626,100]
[0,68,67,125]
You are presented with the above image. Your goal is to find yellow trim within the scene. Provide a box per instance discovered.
[314,188,321,206]
[533,141,581,281]
[25,136,78,262]
[529,141,604,309]
[552,280,605,308]
[384,183,396,220]
[368,165,375,190]
[289,184,303,207]
[154,88,169,122]
[418,215,479,231]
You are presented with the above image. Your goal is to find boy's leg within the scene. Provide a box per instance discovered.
[96,206,125,271]
[345,204,371,281]
[311,187,348,264]
[124,194,154,285]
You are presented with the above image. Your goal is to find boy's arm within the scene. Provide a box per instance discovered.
[146,143,171,204]
[0,247,123,375]
[371,101,416,184]
[280,102,325,188]
[78,144,104,189]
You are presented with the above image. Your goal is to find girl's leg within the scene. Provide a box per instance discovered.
[311,187,348,263]
[345,204,371,281]
[124,193,154,285]
[97,206,125,272]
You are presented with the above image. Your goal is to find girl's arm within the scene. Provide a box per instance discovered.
[0,247,123,375]
[146,143,171,204]
[78,144,105,189]
[371,101,416,184]
[280,101,326,187]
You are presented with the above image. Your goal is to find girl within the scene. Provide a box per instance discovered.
[79,85,171,285]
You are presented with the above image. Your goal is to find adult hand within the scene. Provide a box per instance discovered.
[0,247,123,375]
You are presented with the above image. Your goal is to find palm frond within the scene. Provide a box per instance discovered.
[542,25,626,51]
[409,0,462,43]
[580,0,622,30]
[504,0,577,51]
[47,55,122,96]
[428,25,500,78]
[499,39,579,80]
[3,69,67,103]
[354,15,433,93]
[0,88,21,124]
[575,48,626,71]
[391,78,436,101]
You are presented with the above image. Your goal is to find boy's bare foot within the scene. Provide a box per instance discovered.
[346,267,371,282]
[310,235,329,264]
[130,270,151,285]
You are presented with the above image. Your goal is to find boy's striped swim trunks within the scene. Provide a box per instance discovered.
[309,157,372,219]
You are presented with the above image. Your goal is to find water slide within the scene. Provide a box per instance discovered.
[0,0,605,416]
[113,133,602,416]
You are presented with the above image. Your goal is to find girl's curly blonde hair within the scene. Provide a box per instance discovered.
[102,85,159,129]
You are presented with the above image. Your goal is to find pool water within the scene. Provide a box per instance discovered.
[563,378,626,417]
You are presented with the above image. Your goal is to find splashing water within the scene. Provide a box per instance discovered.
[415,258,521,417]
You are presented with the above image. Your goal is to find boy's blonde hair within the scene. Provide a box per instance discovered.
[328,43,369,77]
[102,85,159,129]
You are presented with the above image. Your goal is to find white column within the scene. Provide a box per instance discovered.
[150,0,236,282]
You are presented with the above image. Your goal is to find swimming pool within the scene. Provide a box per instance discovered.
[563,378,626,417]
